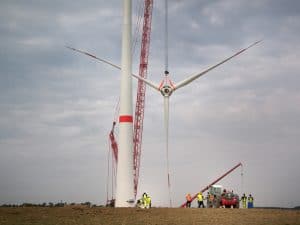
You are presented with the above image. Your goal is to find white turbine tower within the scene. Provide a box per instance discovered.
[115,0,135,207]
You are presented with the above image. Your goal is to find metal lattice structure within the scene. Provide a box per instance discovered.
[133,0,153,198]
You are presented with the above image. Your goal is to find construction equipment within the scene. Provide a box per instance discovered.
[180,162,243,207]
[109,122,118,163]
[106,121,118,207]
[206,185,240,208]
[220,190,239,208]
[133,0,153,199]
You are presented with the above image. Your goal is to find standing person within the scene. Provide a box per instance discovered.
[197,192,205,208]
[208,193,214,208]
[241,193,247,208]
[222,189,227,196]
[186,193,192,208]
[248,194,254,208]
[146,194,152,209]
[142,192,148,208]
[206,192,211,208]
[213,195,218,208]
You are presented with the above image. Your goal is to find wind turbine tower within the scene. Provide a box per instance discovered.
[115,0,135,207]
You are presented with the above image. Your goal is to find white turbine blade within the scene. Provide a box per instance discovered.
[132,74,160,91]
[66,46,160,92]
[174,40,262,91]
[164,96,172,207]
[66,46,122,71]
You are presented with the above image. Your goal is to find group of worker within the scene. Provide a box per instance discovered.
[186,192,205,208]
[136,192,151,209]
[136,191,254,209]
[185,192,254,208]
[241,193,254,208]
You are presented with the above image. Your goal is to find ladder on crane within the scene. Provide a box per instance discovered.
[133,0,153,199]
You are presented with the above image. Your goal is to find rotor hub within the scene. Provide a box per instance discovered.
[160,85,173,97]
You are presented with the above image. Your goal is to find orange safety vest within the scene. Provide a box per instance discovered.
[186,194,192,201]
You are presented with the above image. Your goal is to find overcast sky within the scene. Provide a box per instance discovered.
[1,0,300,208]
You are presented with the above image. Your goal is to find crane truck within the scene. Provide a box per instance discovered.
[181,162,243,208]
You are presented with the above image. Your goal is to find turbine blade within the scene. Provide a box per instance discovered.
[66,46,160,92]
[164,96,172,207]
[133,75,160,91]
[174,40,262,91]
[66,46,122,71]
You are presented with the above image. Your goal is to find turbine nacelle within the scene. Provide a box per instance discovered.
[158,76,175,97]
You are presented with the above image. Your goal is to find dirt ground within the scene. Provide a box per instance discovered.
[0,206,299,225]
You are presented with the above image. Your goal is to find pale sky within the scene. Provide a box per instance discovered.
[0,0,300,208]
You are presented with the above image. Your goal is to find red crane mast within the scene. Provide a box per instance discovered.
[133,0,153,198]
[109,122,118,163]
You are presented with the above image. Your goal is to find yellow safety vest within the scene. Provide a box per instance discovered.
[197,194,203,201]
[146,197,151,204]
[241,196,247,202]
[248,197,253,203]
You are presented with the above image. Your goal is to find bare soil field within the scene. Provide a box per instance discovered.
[0,206,299,225]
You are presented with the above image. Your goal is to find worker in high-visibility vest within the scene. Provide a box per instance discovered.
[145,194,152,209]
[247,194,254,208]
[186,193,192,208]
[197,192,205,208]
[241,193,247,208]
[142,192,148,208]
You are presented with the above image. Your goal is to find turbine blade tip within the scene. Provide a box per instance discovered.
[65,46,75,50]
[255,39,263,45]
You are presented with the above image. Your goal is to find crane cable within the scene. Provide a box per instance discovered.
[241,164,244,196]
[164,0,169,76]
[164,0,172,207]
[132,0,144,58]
